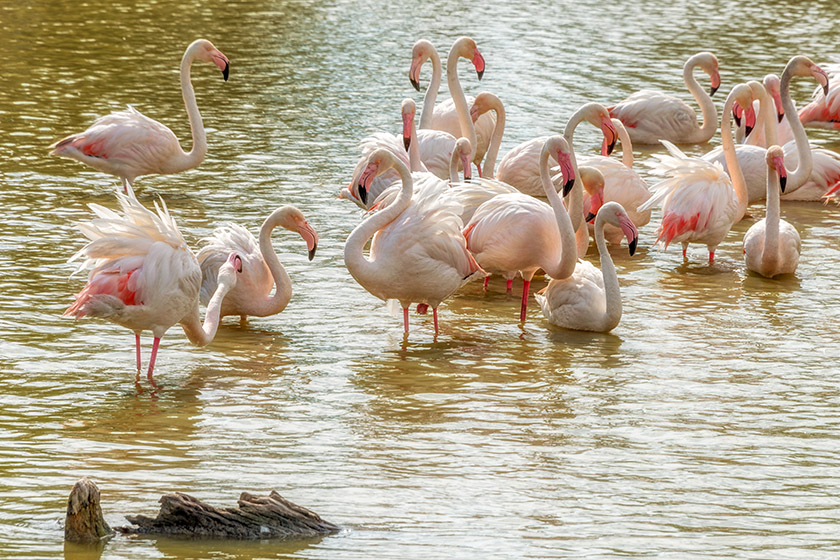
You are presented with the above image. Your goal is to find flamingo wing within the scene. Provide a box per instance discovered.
[609,91,698,143]
[197,223,264,306]
[535,261,606,329]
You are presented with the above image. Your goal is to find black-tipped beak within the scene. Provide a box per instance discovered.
[585,212,596,222]
[358,185,367,205]
[410,77,420,92]
[308,245,317,261]
[778,112,784,123]
[476,69,484,81]
[745,124,754,137]
[222,62,230,82]
[710,85,718,96]
[780,175,787,193]
[606,139,616,156]
[628,237,637,256]
[563,178,575,197]
[733,113,742,128]
[824,83,830,96]
[403,135,411,151]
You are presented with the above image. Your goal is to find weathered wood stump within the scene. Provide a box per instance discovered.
[65,478,114,542]
[117,490,340,540]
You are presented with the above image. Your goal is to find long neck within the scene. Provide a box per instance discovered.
[446,49,478,163]
[344,162,413,285]
[253,216,293,316]
[540,148,577,279]
[562,115,584,233]
[721,97,749,221]
[594,214,622,331]
[482,101,505,179]
[408,116,424,172]
[762,165,781,271]
[419,49,442,130]
[173,50,207,171]
[448,147,461,184]
[180,277,233,347]
[754,84,778,147]
[683,59,717,143]
[614,121,634,168]
[780,68,813,192]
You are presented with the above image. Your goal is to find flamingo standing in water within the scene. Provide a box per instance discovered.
[743,146,801,278]
[607,52,720,145]
[64,188,242,384]
[197,207,319,320]
[50,39,230,192]
[463,136,578,322]
[344,149,483,334]
[536,201,638,332]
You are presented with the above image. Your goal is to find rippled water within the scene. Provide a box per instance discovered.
[3,0,840,558]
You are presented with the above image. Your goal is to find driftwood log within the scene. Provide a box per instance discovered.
[65,478,114,542]
[117,490,340,540]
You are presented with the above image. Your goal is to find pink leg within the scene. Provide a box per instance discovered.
[520,280,531,322]
[709,251,715,264]
[403,307,409,333]
[506,279,513,293]
[135,334,142,371]
[433,308,439,333]
[682,247,687,259]
[476,162,483,178]
[483,276,489,290]
[147,337,161,385]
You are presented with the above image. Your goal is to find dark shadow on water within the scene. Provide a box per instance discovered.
[126,532,333,560]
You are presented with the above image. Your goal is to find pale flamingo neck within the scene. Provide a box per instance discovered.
[175,46,207,171]
[562,110,586,233]
[419,47,442,130]
[446,45,478,163]
[179,274,234,346]
[344,158,413,286]
[252,209,294,316]
[763,163,781,272]
[482,97,506,179]
[780,65,813,193]
[613,119,634,168]
[408,114,424,172]
[721,95,749,221]
[594,211,622,331]
[448,144,463,184]
[683,56,717,143]
[751,81,779,147]
[540,144,577,279]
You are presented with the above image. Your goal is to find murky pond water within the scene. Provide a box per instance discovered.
[2,0,840,558]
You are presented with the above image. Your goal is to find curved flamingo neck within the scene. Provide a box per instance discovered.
[180,275,234,346]
[780,65,813,192]
[482,98,505,179]
[613,119,634,168]
[419,47,442,130]
[173,46,207,172]
[594,211,622,331]
[683,56,717,143]
[721,95,749,221]
[562,109,587,233]
[344,158,413,286]
[253,210,293,316]
[446,44,478,163]
[540,144,576,279]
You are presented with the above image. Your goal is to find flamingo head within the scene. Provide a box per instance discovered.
[601,202,639,256]
[693,52,720,95]
[452,37,484,80]
[598,112,619,156]
[729,83,756,135]
[454,137,473,181]
[470,92,493,123]
[766,145,787,193]
[550,137,575,197]
[276,206,319,261]
[811,64,830,97]
[763,74,785,122]
[733,102,743,128]
[217,252,243,287]
[787,56,830,96]
[191,39,230,81]
[409,39,434,91]
[579,166,605,223]
[401,98,416,151]
[356,149,392,205]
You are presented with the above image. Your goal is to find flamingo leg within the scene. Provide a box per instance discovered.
[483,276,489,290]
[476,162,483,178]
[433,308,439,333]
[682,243,688,260]
[506,279,513,293]
[520,280,531,322]
[709,251,715,264]
[403,307,409,333]
[135,334,141,372]
[147,337,161,384]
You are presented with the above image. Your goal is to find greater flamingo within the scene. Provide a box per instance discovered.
[409,37,493,174]
[608,52,720,145]
[535,201,638,332]
[743,146,801,278]
[50,39,230,192]
[462,136,578,322]
[344,149,483,333]
[638,83,751,264]
[64,188,241,383]
[197,207,318,320]
[798,62,840,130]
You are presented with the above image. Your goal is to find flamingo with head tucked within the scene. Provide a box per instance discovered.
[50,39,230,192]
[64,188,241,384]
[607,52,720,145]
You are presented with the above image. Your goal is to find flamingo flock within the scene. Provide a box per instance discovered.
[54,36,840,384]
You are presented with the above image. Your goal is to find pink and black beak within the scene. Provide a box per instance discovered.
[473,49,485,81]
[409,57,422,91]
[773,153,787,193]
[212,50,230,82]
[812,65,830,96]
[298,221,319,261]
[402,111,413,151]
[743,105,756,138]
[600,116,618,156]
[771,89,785,123]
[585,188,604,223]
[557,150,575,197]
[228,252,243,273]
[618,215,639,256]
[357,160,380,205]
[733,103,743,128]
[709,69,721,96]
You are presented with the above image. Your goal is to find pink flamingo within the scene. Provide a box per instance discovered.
[197,207,318,320]
[798,62,840,130]
[463,136,578,323]
[345,149,483,333]
[64,188,242,384]
[608,52,720,144]
[535,201,638,332]
[50,39,230,192]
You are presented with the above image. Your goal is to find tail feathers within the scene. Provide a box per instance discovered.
[49,134,79,154]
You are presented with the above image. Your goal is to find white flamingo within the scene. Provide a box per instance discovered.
[535,201,638,332]
[743,146,801,278]
[197,207,318,320]
[607,52,721,145]
[50,39,230,192]
[344,149,483,333]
